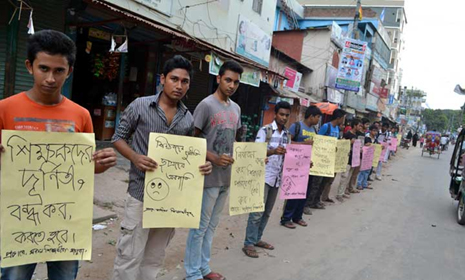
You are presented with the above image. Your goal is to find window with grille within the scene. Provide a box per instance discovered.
[252,0,263,15]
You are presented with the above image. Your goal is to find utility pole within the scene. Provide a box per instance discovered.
[353,0,362,39]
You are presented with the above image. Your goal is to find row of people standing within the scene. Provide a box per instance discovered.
[241,106,398,259]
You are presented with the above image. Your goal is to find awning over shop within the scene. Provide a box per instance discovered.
[271,86,319,105]
[90,0,286,80]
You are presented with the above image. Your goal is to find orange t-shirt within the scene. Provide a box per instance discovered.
[0,92,93,142]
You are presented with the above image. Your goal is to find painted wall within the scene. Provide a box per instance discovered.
[104,0,277,57]
[272,31,305,61]
[300,29,337,100]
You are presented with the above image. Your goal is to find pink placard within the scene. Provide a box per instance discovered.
[380,142,389,162]
[351,140,361,167]
[280,144,312,200]
[389,139,398,151]
[361,146,375,171]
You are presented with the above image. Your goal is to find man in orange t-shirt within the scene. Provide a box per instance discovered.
[0,30,117,280]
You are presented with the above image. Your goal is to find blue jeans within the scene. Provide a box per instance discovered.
[244,184,279,246]
[184,186,229,280]
[357,170,370,188]
[1,261,79,280]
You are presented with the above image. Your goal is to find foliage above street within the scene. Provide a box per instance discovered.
[422,109,463,133]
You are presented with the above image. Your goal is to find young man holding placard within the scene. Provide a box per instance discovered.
[0,30,117,280]
[184,61,243,280]
[312,109,347,205]
[242,101,291,258]
[336,118,364,201]
[281,105,322,225]
[357,125,379,190]
[111,56,212,280]
[375,123,390,180]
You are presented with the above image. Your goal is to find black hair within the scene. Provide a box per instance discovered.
[163,55,194,79]
[369,124,378,131]
[362,118,370,125]
[382,122,390,128]
[27,30,76,67]
[305,105,322,119]
[374,121,381,125]
[332,109,346,120]
[275,101,291,113]
[219,60,244,76]
[351,118,362,127]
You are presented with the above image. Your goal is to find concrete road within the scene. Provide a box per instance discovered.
[159,146,465,280]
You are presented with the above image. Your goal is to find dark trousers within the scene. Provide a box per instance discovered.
[281,176,313,223]
[306,176,337,207]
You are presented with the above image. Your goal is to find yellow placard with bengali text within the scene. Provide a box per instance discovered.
[143,133,206,228]
[310,135,337,177]
[229,142,267,216]
[1,130,95,268]
[335,140,351,173]
[397,134,402,146]
[372,144,383,168]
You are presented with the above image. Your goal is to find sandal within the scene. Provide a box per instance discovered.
[204,272,226,280]
[366,186,373,189]
[294,219,308,227]
[242,246,259,258]
[255,240,275,250]
[281,221,296,229]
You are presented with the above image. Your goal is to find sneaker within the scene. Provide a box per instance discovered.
[303,207,313,215]
[309,204,325,210]
[375,176,382,181]
[336,196,344,203]
[368,177,374,182]
[317,202,327,207]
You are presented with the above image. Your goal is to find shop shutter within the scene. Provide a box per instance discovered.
[14,0,66,94]
[0,1,8,99]
[184,59,212,113]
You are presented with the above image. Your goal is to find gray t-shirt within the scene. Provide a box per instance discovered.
[194,94,241,188]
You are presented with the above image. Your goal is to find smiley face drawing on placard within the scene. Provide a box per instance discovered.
[146,178,170,201]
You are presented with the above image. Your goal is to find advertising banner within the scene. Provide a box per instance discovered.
[236,15,272,67]
[335,38,367,92]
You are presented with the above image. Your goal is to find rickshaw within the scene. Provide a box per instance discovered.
[421,131,441,159]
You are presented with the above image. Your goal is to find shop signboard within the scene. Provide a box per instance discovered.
[330,21,344,48]
[366,93,378,112]
[284,67,302,93]
[327,88,344,104]
[335,38,368,92]
[132,0,172,16]
[209,53,260,87]
[236,15,272,67]
[370,65,388,98]
[325,64,338,89]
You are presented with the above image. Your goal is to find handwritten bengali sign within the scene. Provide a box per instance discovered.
[389,139,398,151]
[335,140,351,173]
[352,140,362,167]
[381,142,389,162]
[0,130,95,268]
[279,144,312,200]
[310,135,337,177]
[372,144,383,168]
[361,146,375,171]
[397,134,402,146]
[229,142,267,215]
[143,133,206,228]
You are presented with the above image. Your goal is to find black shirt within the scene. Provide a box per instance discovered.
[344,131,358,165]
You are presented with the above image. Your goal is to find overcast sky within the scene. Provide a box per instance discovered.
[402,0,465,109]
